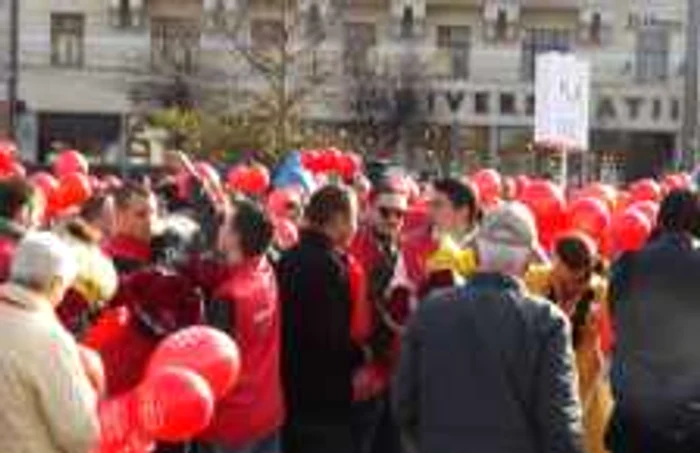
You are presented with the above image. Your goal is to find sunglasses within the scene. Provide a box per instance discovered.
[379,206,406,219]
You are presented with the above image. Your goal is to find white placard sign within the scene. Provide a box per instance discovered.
[535,52,591,151]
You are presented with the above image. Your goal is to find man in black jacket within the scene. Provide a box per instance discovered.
[278,184,365,453]
[394,202,584,453]
[607,189,700,453]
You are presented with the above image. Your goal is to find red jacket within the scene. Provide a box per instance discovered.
[198,256,285,448]
[349,226,403,401]
[86,269,204,397]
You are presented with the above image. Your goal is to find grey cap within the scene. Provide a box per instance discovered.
[478,201,539,250]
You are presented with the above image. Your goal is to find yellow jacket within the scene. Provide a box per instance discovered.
[524,264,612,453]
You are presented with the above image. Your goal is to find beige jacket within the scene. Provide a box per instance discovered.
[0,283,99,453]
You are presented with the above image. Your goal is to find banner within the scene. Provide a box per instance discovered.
[535,52,591,151]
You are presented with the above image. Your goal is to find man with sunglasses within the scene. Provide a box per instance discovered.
[349,182,409,453]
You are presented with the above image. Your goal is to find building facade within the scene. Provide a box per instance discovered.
[7,0,691,179]
[0,0,11,136]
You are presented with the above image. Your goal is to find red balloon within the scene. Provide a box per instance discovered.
[96,393,141,450]
[611,208,652,253]
[31,171,59,200]
[56,172,92,209]
[662,173,690,193]
[245,164,270,195]
[136,367,214,442]
[318,148,343,173]
[519,180,566,250]
[300,149,323,173]
[580,183,617,212]
[514,175,531,198]
[54,150,89,176]
[338,152,362,180]
[471,169,502,205]
[226,165,249,192]
[148,326,241,398]
[628,201,659,227]
[629,178,661,203]
[567,197,611,249]
[0,140,16,171]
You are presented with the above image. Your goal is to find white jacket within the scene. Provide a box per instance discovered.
[0,283,99,453]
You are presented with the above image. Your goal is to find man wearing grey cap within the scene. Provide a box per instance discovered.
[393,202,584,453]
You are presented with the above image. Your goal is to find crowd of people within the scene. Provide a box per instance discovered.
[1,144,700,453]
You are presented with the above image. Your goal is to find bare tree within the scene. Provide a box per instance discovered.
[343,16,437,171]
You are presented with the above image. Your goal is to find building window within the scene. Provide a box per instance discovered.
[151,18,201,74]
[495,9,508,41]
[636,28,669,82]
[401,6,414,39]
[343,22,376,76]
[475,92,489,114]
[437,26,470,80]
[521,28,572,80]
[51,13,85,68]
[251,19,284,50]
[590,12,602,44]
[304,3,324,43]
[500,93,516,115]
[526,94,535,115]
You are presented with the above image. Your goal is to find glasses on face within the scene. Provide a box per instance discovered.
[378,206,406,220]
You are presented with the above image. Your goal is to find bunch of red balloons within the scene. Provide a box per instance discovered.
[93,326,241,453]
[226,163,270,195]
[300,148,363,180]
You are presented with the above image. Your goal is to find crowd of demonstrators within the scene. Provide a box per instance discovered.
[3,141,700,453]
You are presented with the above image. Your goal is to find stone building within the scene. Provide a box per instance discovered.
[3,0,691,178]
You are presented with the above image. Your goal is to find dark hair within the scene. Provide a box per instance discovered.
[230,199,273,257]
[113,182,151,210]
[655,189,700,236]
[80,194,111,223]
[305,184,354,228]
[0,177,37,220]
[555,233,597,273]
[433,178,478,210]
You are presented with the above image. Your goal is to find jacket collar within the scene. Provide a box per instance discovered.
[469,272,524,293]
[301,228,335,249]
[0,282,53,313]
[104,234,152,263]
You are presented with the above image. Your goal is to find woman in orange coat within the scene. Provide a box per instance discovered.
[525,232,614,453]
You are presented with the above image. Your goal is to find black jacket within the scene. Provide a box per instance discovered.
[610,233,700,428]
[394,273,584,453]
[277,230,364,422]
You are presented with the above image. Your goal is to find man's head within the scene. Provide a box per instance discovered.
[551,232,598,302]
[656,189,700,238]
[218,199,274,264]
[429,178,479,235]
[305,184,358,248]
[369,183,409,240]
[80,193,116,238]
[10,232,78,306]
[113,182,158,242]
[476,202,539,277]
[0,177,41,229]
